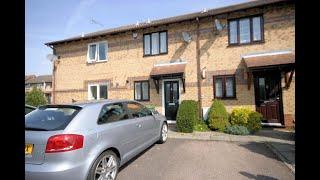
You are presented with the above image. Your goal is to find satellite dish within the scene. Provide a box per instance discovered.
[46,54,58,62]
[182,32,192,43]
[214,19,223,31]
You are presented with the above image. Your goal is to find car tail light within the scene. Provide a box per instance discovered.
[45,134,84,153]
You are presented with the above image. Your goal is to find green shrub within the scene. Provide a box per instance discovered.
[176,100,199,133]
[193,120,210,132]
[25,87,47,107]
[247,111,263,133]
[207,100,230,131]
[230,108,252,126]
[145,104,156,111]
[224,125,250,135]
[209,118,230,132]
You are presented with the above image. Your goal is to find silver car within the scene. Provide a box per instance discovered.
[25,100,168,180]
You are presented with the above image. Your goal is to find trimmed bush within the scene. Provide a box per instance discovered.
[176,100,199,133]
[247,111,263,133]
[25,87,47,107]
[208,100,230,131]
[230,107,252,126]
[224,125,250,135]
[193,120,210,132]
[209,118,230,132]
[145,104,156,111]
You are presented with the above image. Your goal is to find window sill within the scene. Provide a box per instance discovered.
[134,99,150,102]
[143,52,168,57]
[86,60,108,64]
[214,97,237,100]
[227,41,265,47]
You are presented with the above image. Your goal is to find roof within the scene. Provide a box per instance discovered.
[150,63,186,77]
[25,75,36,81]
[45,0,290,46]
[25,75,52,84]
[243,51,295,68]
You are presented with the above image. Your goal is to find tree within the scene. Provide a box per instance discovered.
[25,87,47,107]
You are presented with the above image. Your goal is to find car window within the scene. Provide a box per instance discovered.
[127,102,152,118]
[98,103,129,124]
[25,106,81,131]
[25,107,35,115]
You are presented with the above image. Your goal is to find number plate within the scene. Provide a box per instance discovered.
[25,144,33,155]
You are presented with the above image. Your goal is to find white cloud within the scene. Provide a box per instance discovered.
[64,0,97,35]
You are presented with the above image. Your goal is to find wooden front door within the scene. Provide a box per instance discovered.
[254,72,283,124]
[164,81,179,120]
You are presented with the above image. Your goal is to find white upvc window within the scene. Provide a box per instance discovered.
[88,83,108,100]
[87,41,108,63]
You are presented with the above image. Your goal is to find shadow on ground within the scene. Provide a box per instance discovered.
[239,171,279,180]
[119,144,155,172]
[168,124,178,132]
[238,142,281,161]
[254,127,295,141]
[238,141,294,166]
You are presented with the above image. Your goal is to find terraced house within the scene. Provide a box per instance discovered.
[45,0,295,127]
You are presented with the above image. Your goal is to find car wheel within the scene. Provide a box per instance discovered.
[87,150,119,180]
[158,122,168,144]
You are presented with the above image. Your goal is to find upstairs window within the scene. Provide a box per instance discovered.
[143,31,167,56]
[213,75,236,99]
[228,16,263,45]
[87,41,108,62]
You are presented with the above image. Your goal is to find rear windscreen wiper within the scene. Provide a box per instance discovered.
[25,127,49,131]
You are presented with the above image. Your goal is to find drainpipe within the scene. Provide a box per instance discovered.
[47,44,56,104]
[196,17,203,120]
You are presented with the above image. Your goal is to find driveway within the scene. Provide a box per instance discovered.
[117,139,294,180]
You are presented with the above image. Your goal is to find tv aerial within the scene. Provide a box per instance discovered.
[182,32,192,43]
[46,54,58,62]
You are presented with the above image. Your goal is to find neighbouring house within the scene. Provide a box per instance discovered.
[25,75,53,104]
[45,0,295,127]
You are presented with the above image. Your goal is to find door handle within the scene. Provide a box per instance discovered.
[136,124,142,128]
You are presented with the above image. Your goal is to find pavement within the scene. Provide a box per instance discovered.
[168,125,295,174]
[117,139,294,180]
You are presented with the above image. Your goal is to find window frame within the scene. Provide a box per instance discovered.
[134,80,150,101]
[143,30,168,56]
[228,15,264,46]
[88,83,108,100]
[87,41,108,63]
[213,75,236,99]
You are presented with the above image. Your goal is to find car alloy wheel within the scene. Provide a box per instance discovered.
[161,123,168,142]
[94,154,118,180]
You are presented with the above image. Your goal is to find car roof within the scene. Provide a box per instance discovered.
[69,99,139,108]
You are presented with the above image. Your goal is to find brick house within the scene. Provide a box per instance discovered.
[45,0,295,126]
[25,75,53,104]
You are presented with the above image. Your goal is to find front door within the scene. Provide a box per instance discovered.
[254,71,283,124]
[164,81,179,120]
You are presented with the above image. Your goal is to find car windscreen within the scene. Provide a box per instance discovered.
[25,106,82,131]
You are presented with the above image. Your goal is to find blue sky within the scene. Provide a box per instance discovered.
[26,0,248,76]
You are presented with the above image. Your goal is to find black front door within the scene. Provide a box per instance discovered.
[254,71,283,124]
[164,81,179,120]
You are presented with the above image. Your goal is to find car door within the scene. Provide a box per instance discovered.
[126,102,157,147]
[96,103,142,161]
